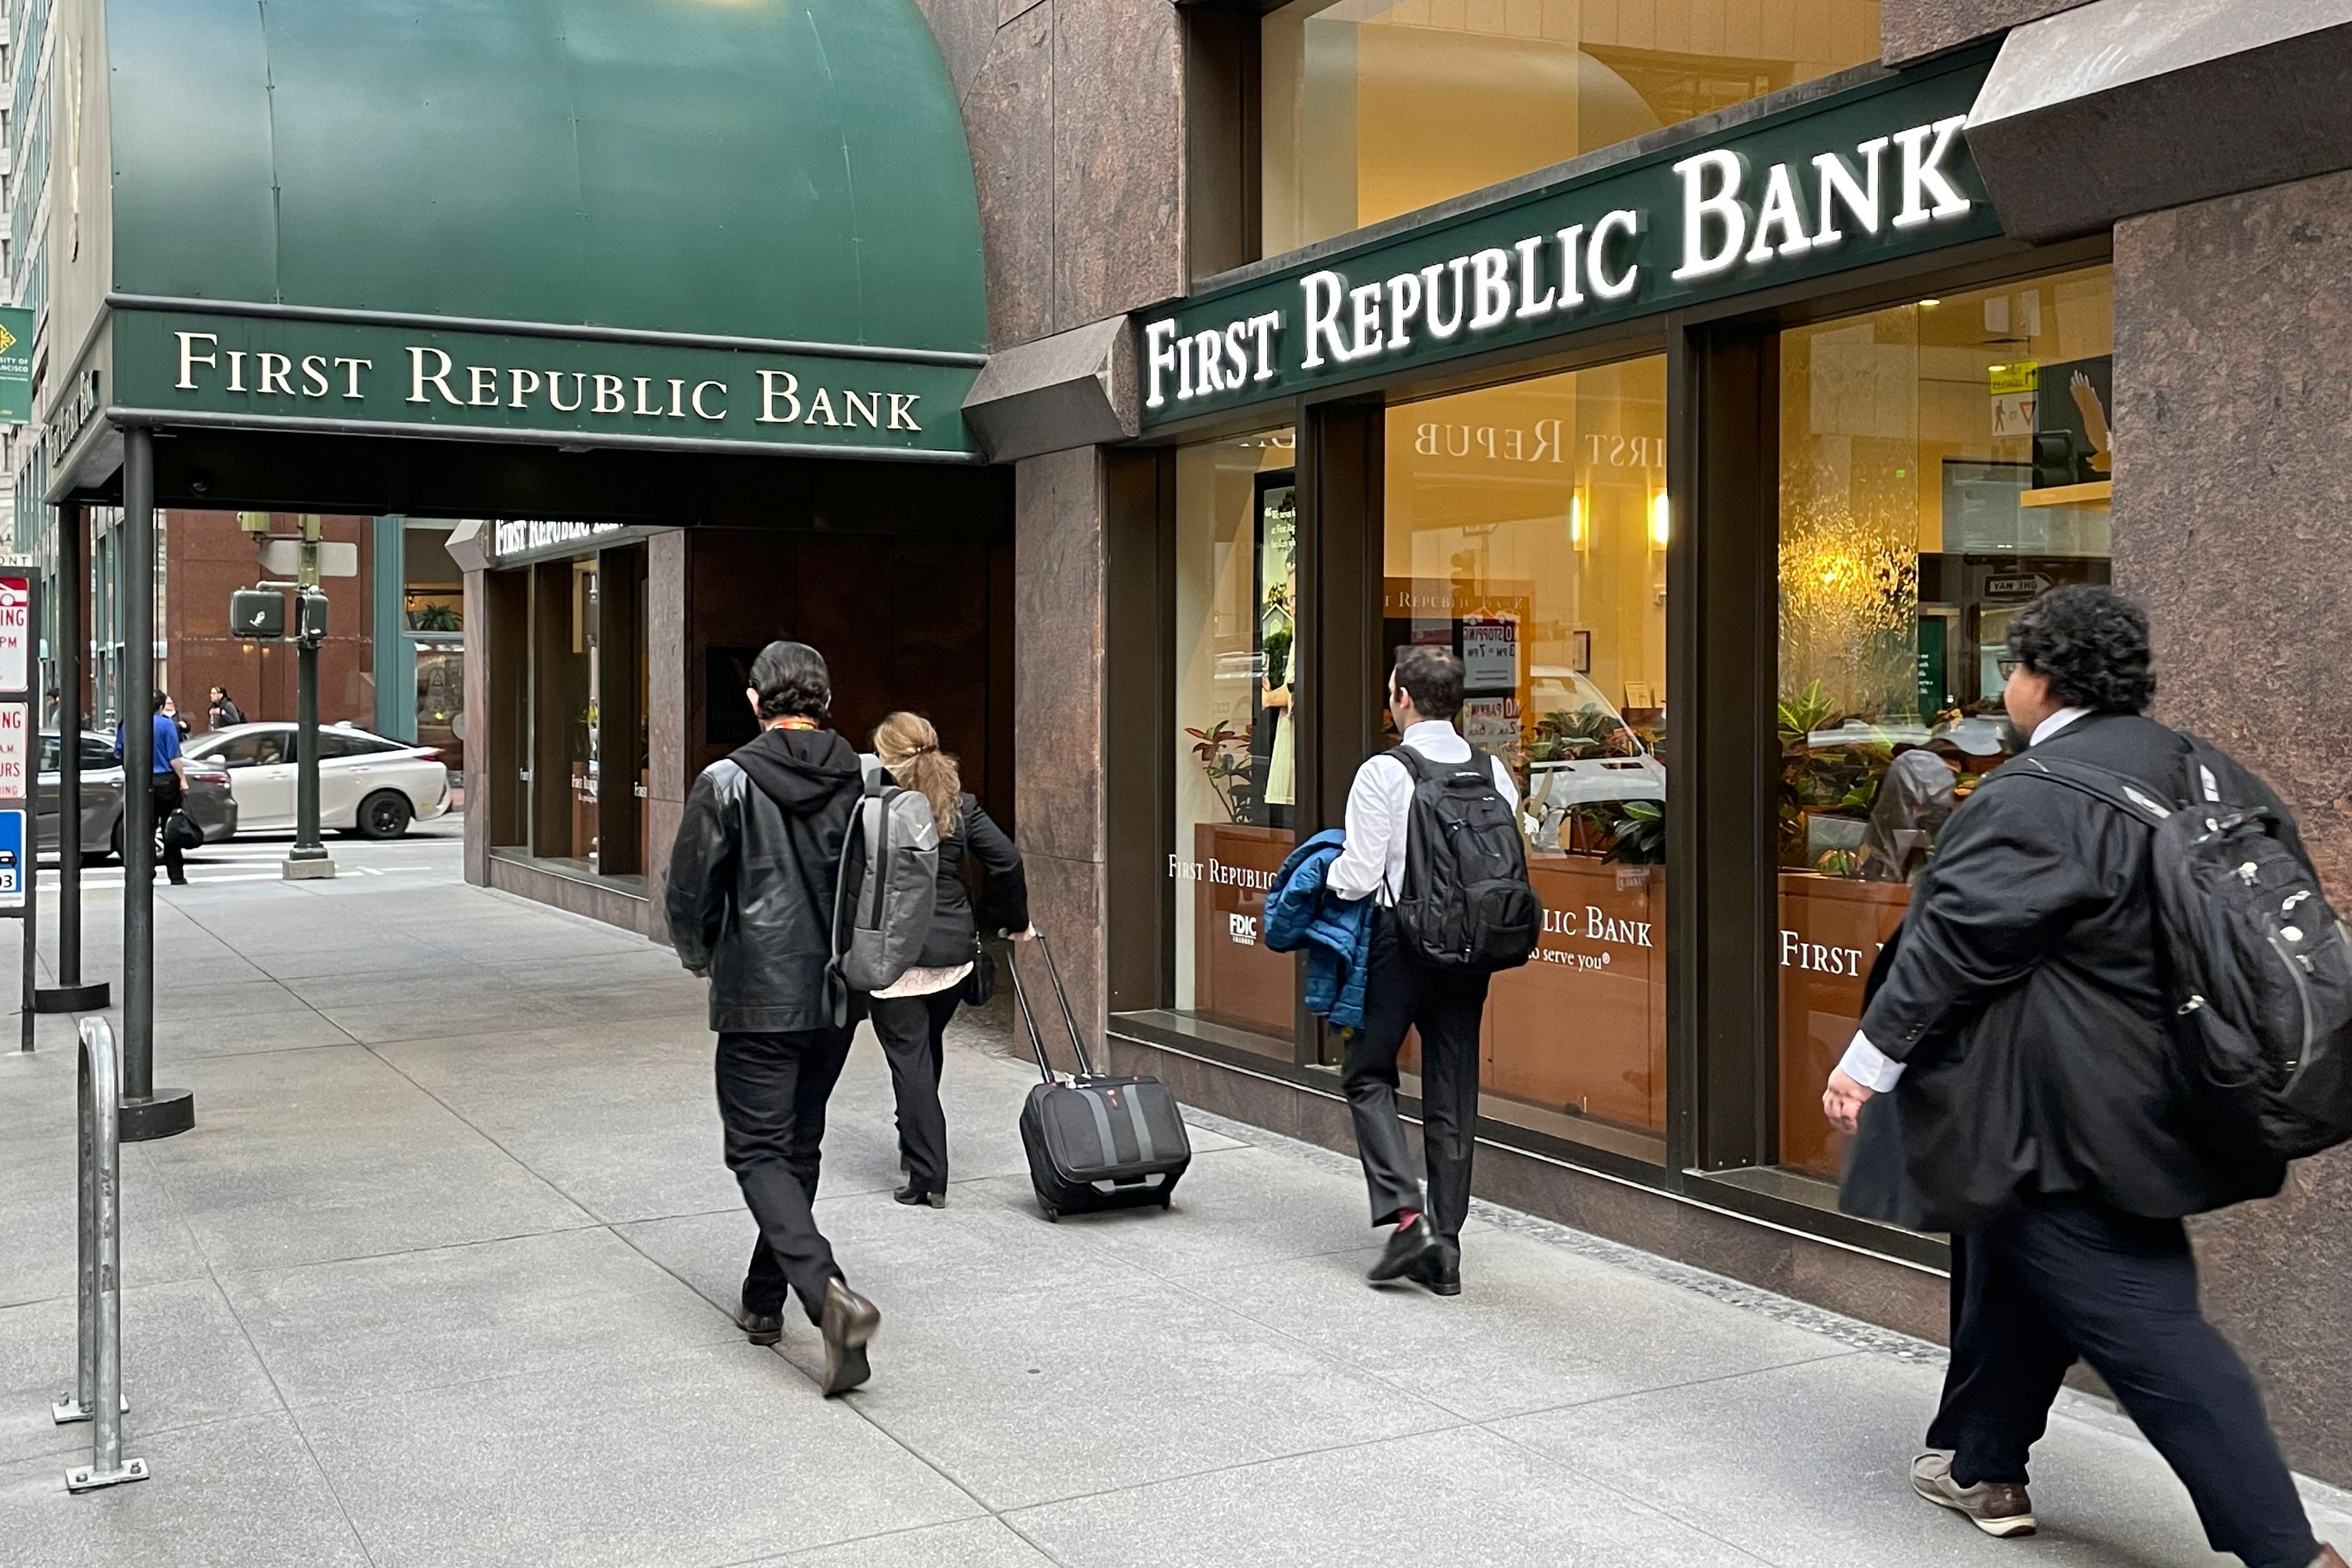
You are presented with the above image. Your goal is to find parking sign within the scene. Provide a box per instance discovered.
[0,808,23,908]
[0,575,26,695]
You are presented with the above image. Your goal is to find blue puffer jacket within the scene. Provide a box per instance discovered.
[1263,829,1372,1031]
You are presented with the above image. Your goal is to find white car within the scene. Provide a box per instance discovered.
[184,722,451,839]
[1523,668,1667,816]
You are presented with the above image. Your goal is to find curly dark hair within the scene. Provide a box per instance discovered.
[2007,585,2154,714]
[748,640,832,724]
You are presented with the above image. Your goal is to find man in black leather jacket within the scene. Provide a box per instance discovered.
[1823,588,2335,1567]
[667,641,881,1397]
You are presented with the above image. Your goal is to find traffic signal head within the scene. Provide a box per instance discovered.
[230,589,285,641]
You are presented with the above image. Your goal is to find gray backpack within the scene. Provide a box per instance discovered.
[829,758,939,999]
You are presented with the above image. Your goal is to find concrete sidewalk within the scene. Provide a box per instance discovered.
[1,833,2345,1567]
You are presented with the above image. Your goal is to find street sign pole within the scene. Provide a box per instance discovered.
[116,429,192,1142]
[40,503,106,1014]
[0,559,36,1050]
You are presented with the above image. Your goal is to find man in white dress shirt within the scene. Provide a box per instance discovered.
[1329,646,1518,1296]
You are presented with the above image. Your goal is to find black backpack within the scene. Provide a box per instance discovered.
[1386,745,1539,973]
[2026,741,2352,1163]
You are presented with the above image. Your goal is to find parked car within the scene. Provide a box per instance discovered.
[183,722,450,839]
[33,731,239,862]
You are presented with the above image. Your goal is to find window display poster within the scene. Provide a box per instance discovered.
[1460,614,1519,693]
[1461,696,1520,761]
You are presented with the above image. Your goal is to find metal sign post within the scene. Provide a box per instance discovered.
[116,431,193,1142]
[0,560,38,1052]
[42,504,108,1014]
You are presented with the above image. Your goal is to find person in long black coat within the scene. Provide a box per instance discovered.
[1823,587,2337,1568]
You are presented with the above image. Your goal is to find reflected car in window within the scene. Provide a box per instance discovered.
[183,722,451,840]
[1522,669,1667,848]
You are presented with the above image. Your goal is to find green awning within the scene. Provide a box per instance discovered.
[50,0,990,496]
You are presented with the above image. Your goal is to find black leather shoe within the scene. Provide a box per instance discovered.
[1366,1215,1439,1283]
[818,1277,880,1397]
[1414,1253,1462,1297]
[893,1182,946,1209]
[733,1303,783,1346]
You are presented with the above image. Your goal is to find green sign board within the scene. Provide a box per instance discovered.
[0,307,33,424]
[110,309,982,459]
[1138,51,1999,425]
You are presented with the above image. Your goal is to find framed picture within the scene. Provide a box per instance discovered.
[1570,628,1593,674]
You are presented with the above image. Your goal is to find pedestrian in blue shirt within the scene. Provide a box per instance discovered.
[114,690,189,885]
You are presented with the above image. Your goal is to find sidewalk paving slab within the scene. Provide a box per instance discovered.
[0,1412,372,1568]
[293,1340,984,1568]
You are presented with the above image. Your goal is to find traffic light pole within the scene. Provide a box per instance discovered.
[285,603,330,878]
[115,428,192,1142]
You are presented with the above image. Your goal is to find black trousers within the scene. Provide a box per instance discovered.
[869,988,961,1194]
[152,772,186,882]
[1927,1196,2317,1568]
[717,1027,853,1324]
[1343,911,1489,1259]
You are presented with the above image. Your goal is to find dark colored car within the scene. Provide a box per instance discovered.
[34,731,238,862]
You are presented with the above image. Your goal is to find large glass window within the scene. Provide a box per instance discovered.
[1775,264,2114,1179]
[1171,425,1301,1059]
[1384,356,1669,1159]
[1262,0,1882,254]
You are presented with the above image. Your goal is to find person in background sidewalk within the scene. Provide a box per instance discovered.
[115,690,189,887]
[208,685,246,729]
[1327,646,1517,1298]
[667,640,882,1398]
[1825,586,2344,1568]
[862,712,1031,1210]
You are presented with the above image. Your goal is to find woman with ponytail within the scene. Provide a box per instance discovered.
[867,712,1030,1208]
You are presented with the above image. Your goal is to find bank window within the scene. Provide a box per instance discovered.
[1170,424,1301,1060]
[1384,356,1669,1162]
[1774,263,2114,1182]
[1261,0,1882,255]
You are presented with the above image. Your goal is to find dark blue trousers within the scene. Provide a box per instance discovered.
[1928,1197,2317,1568]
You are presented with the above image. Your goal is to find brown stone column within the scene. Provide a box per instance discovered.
[2113,165,2352,1484]
[643,529,691,941]
[1014,447,1108,1063]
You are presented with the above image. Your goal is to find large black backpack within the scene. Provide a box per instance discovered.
[2026,741,2352,1162]
[1387,745,1539,973]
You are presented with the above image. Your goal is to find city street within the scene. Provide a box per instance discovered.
[0,835,2344,1567]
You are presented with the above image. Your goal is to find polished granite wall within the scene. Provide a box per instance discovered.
[1881,0,2092,64]
[2114,165,2352,1486]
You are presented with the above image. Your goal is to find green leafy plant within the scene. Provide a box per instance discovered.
[408,603,461,631]
[1528,704,1630,763]
[1605,799,1666,865]
[1261,628,1292,693]
[1185,718,1253,825]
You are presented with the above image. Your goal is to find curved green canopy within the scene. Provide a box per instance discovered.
[107,0,986,355]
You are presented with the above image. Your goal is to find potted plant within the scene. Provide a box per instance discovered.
[1185,718,1254,825]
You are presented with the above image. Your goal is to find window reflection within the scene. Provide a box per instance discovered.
[1776,265,2116,1179]
[1384,358,1669,1159]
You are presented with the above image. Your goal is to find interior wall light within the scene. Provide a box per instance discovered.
[1649,490,1672,550]
[1568,489,1588,552]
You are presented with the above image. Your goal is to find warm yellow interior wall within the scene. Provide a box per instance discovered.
[1266,0,1882,251]
[1383,359,1669,726]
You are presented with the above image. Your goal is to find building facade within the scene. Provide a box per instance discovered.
[895,0,2352,1485]
[26,0,2352,1489]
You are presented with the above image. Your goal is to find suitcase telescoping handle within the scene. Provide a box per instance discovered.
[997,928,1095,1081]
[998,934,1055,1084]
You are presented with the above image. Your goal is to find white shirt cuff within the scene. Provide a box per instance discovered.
[1836,1031,1907,1092]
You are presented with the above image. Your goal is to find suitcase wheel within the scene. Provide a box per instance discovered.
[1039,1204,1059,1223]
[1159,1194,1174,1210]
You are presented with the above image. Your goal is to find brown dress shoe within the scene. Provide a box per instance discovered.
[1913,1450,2036,1538]
[733,1303,783,1347]
[818,1276,880,1398]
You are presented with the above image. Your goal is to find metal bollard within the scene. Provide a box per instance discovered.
[51,1017,147,1491]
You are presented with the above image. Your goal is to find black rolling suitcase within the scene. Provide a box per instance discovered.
[1006,931,1191,1221]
